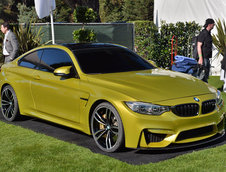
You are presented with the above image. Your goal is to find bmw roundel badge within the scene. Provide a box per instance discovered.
[194,97,200,102]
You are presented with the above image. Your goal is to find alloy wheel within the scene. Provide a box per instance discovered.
[1,86,19,121]
[91,102,124,152]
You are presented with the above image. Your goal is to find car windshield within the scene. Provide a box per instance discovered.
[73,47,155,74]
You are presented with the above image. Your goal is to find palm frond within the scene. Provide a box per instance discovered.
[13,20,49,55]
[212,18,226,56]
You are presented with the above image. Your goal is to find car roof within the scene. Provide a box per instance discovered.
[61,43,124,51]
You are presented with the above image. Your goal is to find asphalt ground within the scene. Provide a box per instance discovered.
[0,112,225,165]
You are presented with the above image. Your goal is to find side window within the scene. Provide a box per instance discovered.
[18,50,43,69]
[39,49,73,73]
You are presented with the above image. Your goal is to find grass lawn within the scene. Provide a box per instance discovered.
[0,76,225,172]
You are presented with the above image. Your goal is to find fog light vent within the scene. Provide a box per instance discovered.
[144,130,166,144]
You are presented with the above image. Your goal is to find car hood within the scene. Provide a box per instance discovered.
[86,68,216,102]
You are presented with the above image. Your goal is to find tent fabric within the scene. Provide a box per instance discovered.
[154,0,226,27]
[34,0,56,19]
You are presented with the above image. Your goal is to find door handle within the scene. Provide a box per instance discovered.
[33,74,40,80]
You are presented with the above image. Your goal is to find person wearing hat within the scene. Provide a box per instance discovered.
[197,18,215,82]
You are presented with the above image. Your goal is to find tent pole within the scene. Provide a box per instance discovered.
[50,8,55,44]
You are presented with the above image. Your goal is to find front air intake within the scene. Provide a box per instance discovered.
[176,125,214,141]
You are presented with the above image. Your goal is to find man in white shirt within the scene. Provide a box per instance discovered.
[1,22,19,63]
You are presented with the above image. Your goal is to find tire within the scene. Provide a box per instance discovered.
[1,85,20,121]
[91,102,125,152]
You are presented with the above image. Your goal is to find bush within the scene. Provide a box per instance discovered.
[133,21,201,68]
[73,28,96,43]
[133,21,158,60]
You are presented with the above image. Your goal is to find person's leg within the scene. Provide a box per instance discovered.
[202,58,210,83]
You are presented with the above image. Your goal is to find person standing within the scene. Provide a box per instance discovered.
[1,21,19,63]
[197,18,215,83]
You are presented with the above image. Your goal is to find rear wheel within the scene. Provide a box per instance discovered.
[91,102,124,152]
[1,85,20,121]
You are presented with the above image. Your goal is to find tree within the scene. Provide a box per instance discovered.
[0,3,3,22]
[99,0,124,22]
[55,0,73,22]
[63,0,100,21]
[123,0,154,21]
[136,0,154,21]
[122,0,136,21]
[0,0,20,23]
[17,0,73,23]
[17,3,39,23]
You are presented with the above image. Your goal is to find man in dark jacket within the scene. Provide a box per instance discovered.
[197,18,215,82]
[1,21,19,63]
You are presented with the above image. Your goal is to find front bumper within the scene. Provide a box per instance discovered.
[139,114,225,148]
[116,94,225,149]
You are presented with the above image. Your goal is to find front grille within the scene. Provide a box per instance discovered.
[144,130,166,144]
[172,103,199,117]
[201,99,216,114]
[176,125,214,141]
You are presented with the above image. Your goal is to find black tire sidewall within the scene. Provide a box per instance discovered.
[91,102,125,152]
[1,85,19,122]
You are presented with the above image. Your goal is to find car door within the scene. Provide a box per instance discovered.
[30,48,82,122]
[16,50,43,113]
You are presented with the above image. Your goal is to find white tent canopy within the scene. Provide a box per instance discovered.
[154,0,226,75]
[154,0,226,27]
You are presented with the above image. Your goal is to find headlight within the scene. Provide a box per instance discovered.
[216,90,223,107]
[125,101,170,115]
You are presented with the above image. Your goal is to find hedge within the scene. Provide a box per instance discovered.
[133,20,202,68]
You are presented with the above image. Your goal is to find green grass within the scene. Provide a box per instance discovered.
[208,76,225,91]
[0,76,225,172]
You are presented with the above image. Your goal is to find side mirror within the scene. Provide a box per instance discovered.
[53,66,72,77]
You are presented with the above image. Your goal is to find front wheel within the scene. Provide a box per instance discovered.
[91,102,124,152]
[1,85,20,121]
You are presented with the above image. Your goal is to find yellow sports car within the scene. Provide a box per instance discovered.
[0,43,225,152]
